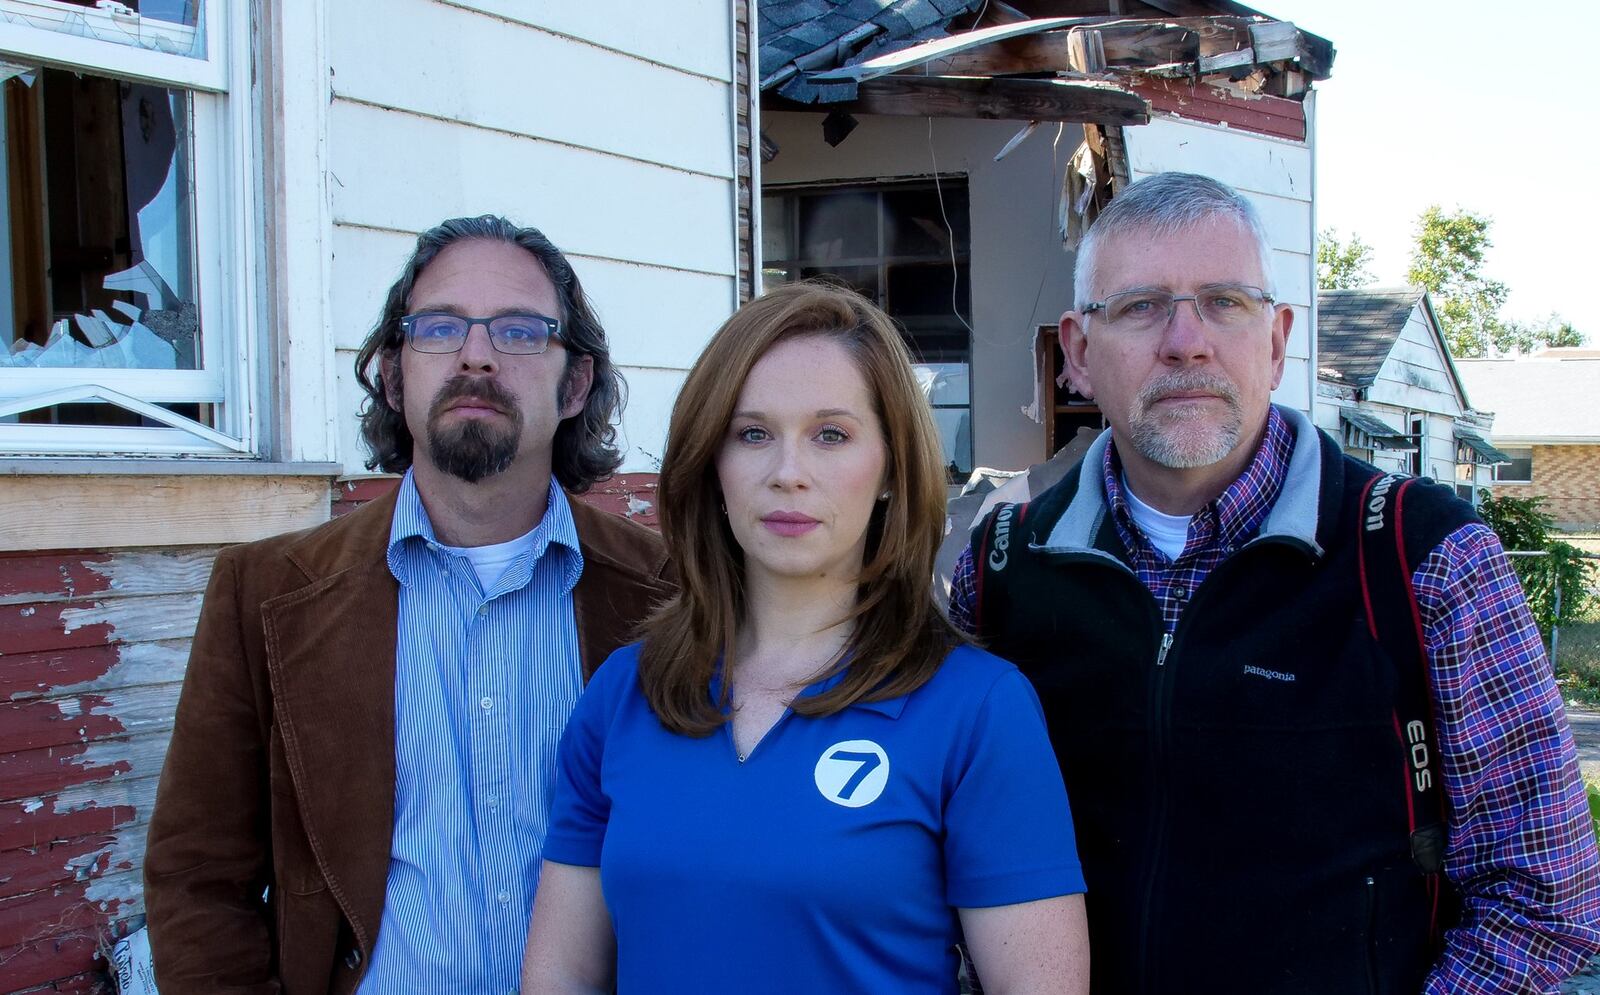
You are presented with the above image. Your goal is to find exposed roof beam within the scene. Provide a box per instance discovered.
[767,75,1150,125]
[806,14,1332,86]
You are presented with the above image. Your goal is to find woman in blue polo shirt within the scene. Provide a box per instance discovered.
[522,281,1088,994]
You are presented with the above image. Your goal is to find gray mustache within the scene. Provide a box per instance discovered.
[1136,370,1240,411]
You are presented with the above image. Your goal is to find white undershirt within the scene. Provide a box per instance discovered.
[440,526,540,592]
[1120,474,1193,562]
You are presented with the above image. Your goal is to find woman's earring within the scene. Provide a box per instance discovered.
[878,490,891,502]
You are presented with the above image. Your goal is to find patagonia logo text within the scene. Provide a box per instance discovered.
[988,504,1016,571]
[1364,474,1400,532]
[1242,665,1296,683]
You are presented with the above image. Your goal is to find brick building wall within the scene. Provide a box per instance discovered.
[1491,444,1600,530]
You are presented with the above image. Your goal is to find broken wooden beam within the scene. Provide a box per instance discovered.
[789,76,1150,125]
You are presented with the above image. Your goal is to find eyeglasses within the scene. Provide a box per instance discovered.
[399,312,563,355]
[1081,284,1275,333]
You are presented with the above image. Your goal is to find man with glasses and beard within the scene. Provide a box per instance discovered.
[143,216,673,995]
[950,173,1600,993]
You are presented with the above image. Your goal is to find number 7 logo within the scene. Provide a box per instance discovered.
[814,740,890,807]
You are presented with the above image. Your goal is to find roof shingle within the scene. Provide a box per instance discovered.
[1315,288,1424,389]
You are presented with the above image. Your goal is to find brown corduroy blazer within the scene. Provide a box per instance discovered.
[142,487,674,994]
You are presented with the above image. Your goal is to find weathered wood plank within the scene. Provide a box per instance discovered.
[0,476,329,552]
[0,777,151,852]
[0,550,217,607]
[0,555,113,605]
[0,931,104,994]
[843,76,1149,125]
[0,868,140,964]
[1,594,202,656]
[0,730,174,801]
[1,640,190,704]
[0,826,144,899]
[1130,77,1305,142]
[0,683,182,755]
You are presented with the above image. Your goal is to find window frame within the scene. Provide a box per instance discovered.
[1493,446,1534,484]
[762,179,974,479]
[0,0,262,457]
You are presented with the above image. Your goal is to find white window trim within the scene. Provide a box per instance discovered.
[1493,447,1534,484]
[0,0,224,90]
[0,0,263,458]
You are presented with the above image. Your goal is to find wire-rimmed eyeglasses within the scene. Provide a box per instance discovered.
[1081,284,1275,333]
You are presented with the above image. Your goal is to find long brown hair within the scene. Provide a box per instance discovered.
[640,281,960,736]
[353,215,624,492]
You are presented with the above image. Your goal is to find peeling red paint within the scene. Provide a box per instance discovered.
[0,646,123,703]
[16,970,112,995]
[0,697,125,755]
[0,925,106,992]
[579,473,662,529]
[0,834,127,896]
[0,555,112,603]
[0,603,116,657]
[0,883,125,964]
[0,799,137,853]
[0,744,134,800]
[1130,78,1307,142]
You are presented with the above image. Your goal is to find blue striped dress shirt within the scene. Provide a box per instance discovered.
[358,471,584,995]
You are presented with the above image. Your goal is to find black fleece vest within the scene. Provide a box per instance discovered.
[972,428,1478,995]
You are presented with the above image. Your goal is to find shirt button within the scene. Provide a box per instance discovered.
[477,605,489,618]
[486,793,499,808]
[480,696,494,711]
[497,890,511,904]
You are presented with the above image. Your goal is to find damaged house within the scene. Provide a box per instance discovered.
[0,0,1343,989]
[0,2,752,989]
[756,0,1334,478]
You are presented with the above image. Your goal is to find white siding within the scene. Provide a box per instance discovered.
[1123,117,1317,420]
[1366,305,1465,419]
[304,0,738,473]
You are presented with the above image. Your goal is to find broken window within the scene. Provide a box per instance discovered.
[0,66,207,435]
[0,0,254,456]
[1,1,206,60]
[763,181,974,480]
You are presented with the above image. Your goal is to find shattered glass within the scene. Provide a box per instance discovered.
[2,70,200,372]
[0,1,206,60]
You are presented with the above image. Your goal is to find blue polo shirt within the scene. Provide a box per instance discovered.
[544,643,1085,993]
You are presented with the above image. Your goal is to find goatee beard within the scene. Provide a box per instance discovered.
[1128,369,1243,469]
[425,376,523,484]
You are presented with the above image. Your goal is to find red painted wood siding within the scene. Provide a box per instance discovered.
[1129,78,1307,143]
[0,471,660,992]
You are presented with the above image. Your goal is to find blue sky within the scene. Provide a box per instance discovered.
[1258,1,1599,340]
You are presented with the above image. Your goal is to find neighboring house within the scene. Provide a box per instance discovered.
[1457,349,1600,531]
[756,0,1334,475]
[0,3,752,989]
[1313,287,1506,504]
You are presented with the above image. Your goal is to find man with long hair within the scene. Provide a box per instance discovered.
[143,216,672,994]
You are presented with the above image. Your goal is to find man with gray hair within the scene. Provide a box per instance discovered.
[144,216,673,994]
[950,172,1600,992]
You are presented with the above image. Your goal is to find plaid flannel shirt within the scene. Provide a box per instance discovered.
[948,408,1600,992]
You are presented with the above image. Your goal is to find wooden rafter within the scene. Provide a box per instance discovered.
[765,75,1150,125]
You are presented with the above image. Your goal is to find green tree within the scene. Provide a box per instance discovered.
[1478,492,1596,638]
[1495,313,1587,355]
[1317,228,1375,290]
[1407,205,1509,359]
